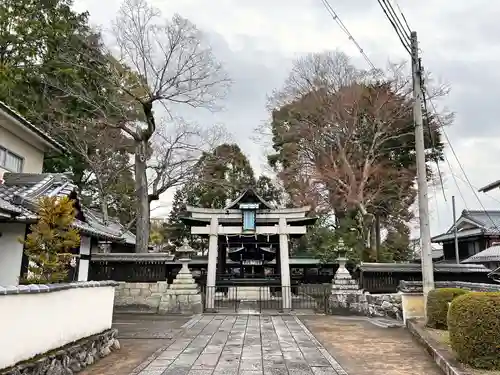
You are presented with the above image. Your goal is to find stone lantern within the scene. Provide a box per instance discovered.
[158,239,202,315]
[176,239,196,274]
[335,238,350,279]
[329,237,364,315]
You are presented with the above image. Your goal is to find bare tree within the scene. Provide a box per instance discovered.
[41,0,230,252]
[51,115,134,224]
[111,0,231,252]
[147,119,228,204]
[267,51,449,258]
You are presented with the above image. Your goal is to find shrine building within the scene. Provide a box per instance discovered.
[181,188,317,311]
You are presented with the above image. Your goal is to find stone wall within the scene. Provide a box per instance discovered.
[328,292,402,320]
[114,282,169,312]
[0,329,119,375]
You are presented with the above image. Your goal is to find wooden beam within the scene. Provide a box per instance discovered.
[191,225,307,235]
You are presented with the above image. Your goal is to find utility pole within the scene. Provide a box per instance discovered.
[411,31,435,309]
[452,196,459,264]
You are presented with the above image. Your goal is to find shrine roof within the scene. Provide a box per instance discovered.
[225,188,273,210]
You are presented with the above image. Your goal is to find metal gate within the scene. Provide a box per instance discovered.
[201,284,330,314]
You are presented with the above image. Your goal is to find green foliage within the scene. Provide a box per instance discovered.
[0,0,90,177]
[267,53,446,261]
[0,0,136,224]
[379,222,413,262]
[448,292,500,369]
[164,144,284,251]
[255,175,283,207]
[189,144,256,208]
[20,196,81,284]
[426,288,469,329]
[294,215,363,262]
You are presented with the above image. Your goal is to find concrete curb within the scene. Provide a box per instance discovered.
[406,319,473,375]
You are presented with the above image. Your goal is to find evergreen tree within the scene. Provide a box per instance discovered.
[255,175,284,207]
[21,196,80,283]
[164,143,284,251]
[0,0,137,225]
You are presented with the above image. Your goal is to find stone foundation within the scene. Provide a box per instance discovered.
[0,329,119,375]
[158,261,203,315]
[113,279,202,314]
[114,282,169,312]
[328,292,402,320]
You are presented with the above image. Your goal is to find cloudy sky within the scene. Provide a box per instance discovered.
[74,0,500,238]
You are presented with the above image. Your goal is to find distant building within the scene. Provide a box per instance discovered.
[431,210,500,263]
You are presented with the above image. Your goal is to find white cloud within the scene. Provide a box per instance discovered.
[74,0,500,236]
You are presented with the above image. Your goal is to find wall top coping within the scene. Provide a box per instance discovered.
[90,253,175,262]
[0,280,119,296]
[398,280,500,293]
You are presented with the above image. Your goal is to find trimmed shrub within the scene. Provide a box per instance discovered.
[448,292,500,369]
[426,288,469,329]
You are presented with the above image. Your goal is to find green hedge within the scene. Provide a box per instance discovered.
[426,288,469,329]
[448,292,500,369]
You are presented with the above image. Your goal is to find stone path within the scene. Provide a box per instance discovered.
[134,315,348,375]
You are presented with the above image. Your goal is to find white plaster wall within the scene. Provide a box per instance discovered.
[0,123,45,173]
[0,286,115,369]
[0,223,26,286]
[78,236,91,281]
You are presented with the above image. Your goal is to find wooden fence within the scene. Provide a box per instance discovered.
[358,263,494,293]
[88,259,495,293]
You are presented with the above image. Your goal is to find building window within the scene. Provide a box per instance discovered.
[242,210,256,231]
[0,147,24,172]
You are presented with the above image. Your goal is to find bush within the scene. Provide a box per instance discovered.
[20,196,80,284]
[448,292,500,369]
[426,288,469,329]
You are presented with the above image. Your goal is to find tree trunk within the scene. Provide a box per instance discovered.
[100,193,109,224]
[370,220,377,260]
[135,140,150,253]
[375,214,381,261]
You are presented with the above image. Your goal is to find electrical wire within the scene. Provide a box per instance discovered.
[390,0,412,35]
[451,172,500,207]
[443,153,469,211]
[423,87,500,232]
[419,61,446,201]
[319,0,450,232]
[381,0,411,40]
[319,0,377,71]
[376,0,411,55]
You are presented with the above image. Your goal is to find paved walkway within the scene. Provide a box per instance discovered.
[133,315,348,375]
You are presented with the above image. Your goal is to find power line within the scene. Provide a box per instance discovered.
[443,153,469,210]
[381,0,411,40]
[390,0,412,35]
[376,0,411,55]
[423,88,500,231]
[451,172,500,207]
[419,63,446,201]
[319,0,377,70]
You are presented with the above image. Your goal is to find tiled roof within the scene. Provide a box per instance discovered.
[0,100,66,153]
[462,245,500,264]
[0,172,135,244]
[432,210,500,243]
[463,210,500,232]
[225,188,274,210]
